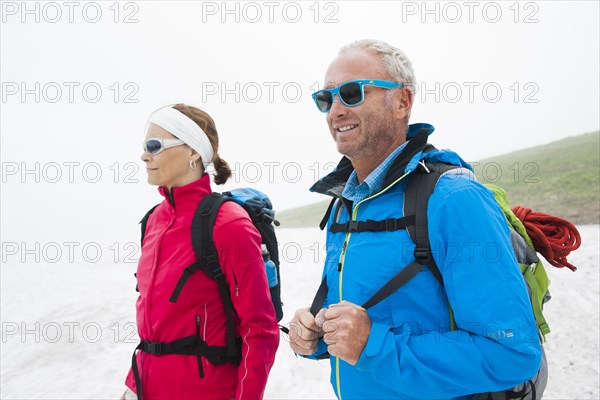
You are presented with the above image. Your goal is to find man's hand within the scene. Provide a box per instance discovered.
[315,301,371,366]
[119,388,136,400]
[289,307,324,356]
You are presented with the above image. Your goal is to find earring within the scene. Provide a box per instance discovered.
[189,159,197,170]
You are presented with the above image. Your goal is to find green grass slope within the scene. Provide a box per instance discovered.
[277,131,600,228]
[474,131,599,224]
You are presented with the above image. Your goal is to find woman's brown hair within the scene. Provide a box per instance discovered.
[172,103,232,185]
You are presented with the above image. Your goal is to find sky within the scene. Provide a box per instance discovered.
[1,0,599,245]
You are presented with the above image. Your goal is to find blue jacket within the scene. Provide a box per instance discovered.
[307,124,542,400]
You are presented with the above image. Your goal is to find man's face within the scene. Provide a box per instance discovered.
[323,49,407,163]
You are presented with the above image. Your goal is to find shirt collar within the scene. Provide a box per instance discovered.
[342,140,409,202]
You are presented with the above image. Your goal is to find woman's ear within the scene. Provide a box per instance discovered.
[189,149,201,163]
[189,150,203,173]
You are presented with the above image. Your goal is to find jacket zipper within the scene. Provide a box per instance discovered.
[334,170,412,400]
[233,271,239,296]
[196,315,205,378]
[335,236,350,400]
[168,190,176,209]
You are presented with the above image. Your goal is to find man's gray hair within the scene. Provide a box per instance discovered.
[340,39,417,93]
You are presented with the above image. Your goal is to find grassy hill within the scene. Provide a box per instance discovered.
[277,131,600,227]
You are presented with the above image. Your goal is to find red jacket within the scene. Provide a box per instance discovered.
[126,175,279,399]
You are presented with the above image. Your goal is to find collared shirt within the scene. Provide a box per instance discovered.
[342,140,409,204]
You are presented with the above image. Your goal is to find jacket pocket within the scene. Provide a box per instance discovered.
[196,315,205,378]
[232,270,239,298]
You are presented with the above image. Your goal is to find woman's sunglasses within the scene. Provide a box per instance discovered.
[143,138,185,155]
[312,79,404,113]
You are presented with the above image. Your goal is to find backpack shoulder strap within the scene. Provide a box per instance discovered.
[310,162,463,312]
[360,162,458,309]
[192,193,238,357]
[319,196,353,231]
[168,193,238,357]
[403,162,458,285]
[319,198,337,231]
[169,193,230,302]
[139,205,159,246]
[191,193,231,275]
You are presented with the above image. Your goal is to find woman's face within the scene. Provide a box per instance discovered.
[141,123,200,190]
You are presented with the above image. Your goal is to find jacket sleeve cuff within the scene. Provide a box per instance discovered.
[355,321,392,371]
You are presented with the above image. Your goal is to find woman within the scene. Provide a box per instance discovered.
[122,104,280,400]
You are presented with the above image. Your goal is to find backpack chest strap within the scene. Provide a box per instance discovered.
[311,163,453,316]
[329,215,416,233]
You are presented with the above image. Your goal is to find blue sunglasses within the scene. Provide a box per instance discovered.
[312,79,404,113]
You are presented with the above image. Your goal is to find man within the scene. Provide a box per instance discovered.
[289,39,543,399]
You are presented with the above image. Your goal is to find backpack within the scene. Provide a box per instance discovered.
[311,158,580,400]
[140,187,284,320]
[132,188,283,400]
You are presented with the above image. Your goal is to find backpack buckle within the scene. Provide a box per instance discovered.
[347,220,359,232]
[145,341,163,355]
[385,218,397,231]
[414,246,430,265]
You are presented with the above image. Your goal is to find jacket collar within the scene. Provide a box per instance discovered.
[158,174,212,210]
[310,123,434,197]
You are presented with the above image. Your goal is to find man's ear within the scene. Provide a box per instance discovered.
[393,87,414,121]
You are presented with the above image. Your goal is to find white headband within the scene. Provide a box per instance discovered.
[148,107,214,169]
